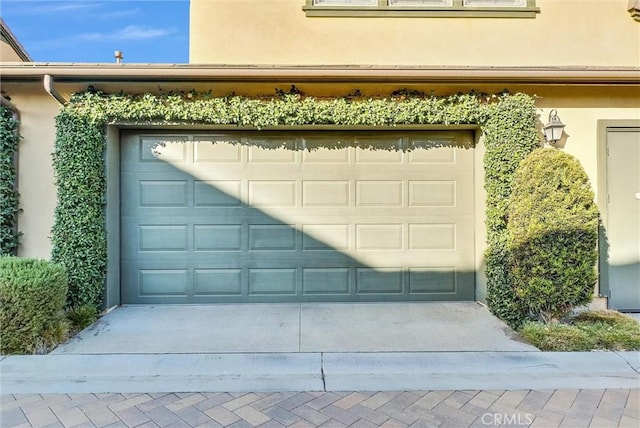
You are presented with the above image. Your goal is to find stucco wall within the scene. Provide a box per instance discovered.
[533,86,640,184]
[190,0,640,67]
[1,40,24,62]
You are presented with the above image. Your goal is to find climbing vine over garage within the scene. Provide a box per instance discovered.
[53,90,540,324]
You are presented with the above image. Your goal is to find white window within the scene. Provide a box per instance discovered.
[313,0,527,5]
[389,0,453,5]
[463,0,526,6]
[314,0,377,5]
[305,0,538,16]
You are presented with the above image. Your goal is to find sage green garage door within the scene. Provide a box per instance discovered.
[121,131,475,303]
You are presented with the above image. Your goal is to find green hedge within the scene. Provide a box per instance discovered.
[52,114,106,307]
[53,91,540,317]
[482,95,541,327]
[0,104,20,255]
[507,148,599,323]
[0,257,68,354]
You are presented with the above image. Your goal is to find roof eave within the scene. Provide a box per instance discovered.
[0,20,33,62]
[1,64,639,85]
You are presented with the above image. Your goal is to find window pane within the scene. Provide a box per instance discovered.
[313,0,377,5]
[463,0,526,6]
[389,0,453,5]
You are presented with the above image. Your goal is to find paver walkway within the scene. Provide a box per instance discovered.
[2,389,638,428]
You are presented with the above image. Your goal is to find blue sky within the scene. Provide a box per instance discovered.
[1,0,189,63]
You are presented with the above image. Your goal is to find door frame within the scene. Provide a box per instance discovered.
[596,119,640,307]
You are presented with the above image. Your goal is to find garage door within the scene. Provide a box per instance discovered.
[120,131,475,303]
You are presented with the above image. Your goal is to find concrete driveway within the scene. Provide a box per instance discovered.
[52,302,538,354]
[6,303,639,394]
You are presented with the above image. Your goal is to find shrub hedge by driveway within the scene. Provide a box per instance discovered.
[0,257,68,354]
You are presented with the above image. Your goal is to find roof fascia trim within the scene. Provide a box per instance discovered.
[1,64,639,85]
[0,19,32,62]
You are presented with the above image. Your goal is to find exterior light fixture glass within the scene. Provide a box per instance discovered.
[543,109,565,144]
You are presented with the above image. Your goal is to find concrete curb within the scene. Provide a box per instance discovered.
[1,351,638,394]
[323,351,640,391]
[0,353,324,394]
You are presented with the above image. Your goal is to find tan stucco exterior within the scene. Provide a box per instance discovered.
[1,0,638,306]
[1,84,59,259]
[1,41,25,62]
[190,0,639,67]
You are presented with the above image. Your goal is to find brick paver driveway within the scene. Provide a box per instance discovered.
[2,389,638,428]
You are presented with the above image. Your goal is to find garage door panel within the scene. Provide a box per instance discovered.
[194,225,243,251]
[138,180,189,207]
[121,219,193,256]
[139,225,189,252]
[248,181,297,207]
[194,269,244,296]
[355,147,403,163]
[356,181,403,206]
[408,181,456,207]
[121,262,189,302]
[194,180,242,207]
[409,268,457,294]
[302,225,350,251]
[141,138,188,163]
[302,181,350,207]
[409,224,456,250]
[121,137,189,171]
[248,140,298,163]
[408,145,456,164]
[411,270,475,300]
[194,139,243,162]
[302,144,350,163]
[139,269,189,296]
[248,225,297,251]
[121,131,475,303]
[408,140,472,163]
[356,224,403,250]
[356,268,404,294]
[248,269,298,295]
[302,268,352,295]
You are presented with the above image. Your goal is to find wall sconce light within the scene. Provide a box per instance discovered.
[543,109,566,144]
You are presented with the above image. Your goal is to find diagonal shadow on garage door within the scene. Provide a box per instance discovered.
[119,130,476,304]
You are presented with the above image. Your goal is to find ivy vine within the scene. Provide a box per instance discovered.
[54,90,540,324]
[0,103,20,255]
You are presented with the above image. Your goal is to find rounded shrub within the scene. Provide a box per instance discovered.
[0,257,69,354]
[507,148,599,324]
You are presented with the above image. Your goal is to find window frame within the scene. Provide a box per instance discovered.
[303,0,539,18]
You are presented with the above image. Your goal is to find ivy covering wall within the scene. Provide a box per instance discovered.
[53,90,540,324]
[0,104,20,255]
